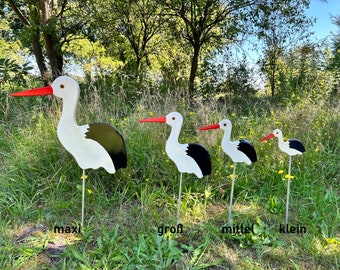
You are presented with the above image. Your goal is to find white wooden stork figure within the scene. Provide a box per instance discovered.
[139,112,211,225]
[199,119,257,224]
[11,76,127,228]
[260,129,305,225]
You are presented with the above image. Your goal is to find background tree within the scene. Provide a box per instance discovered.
[90,0,165,85]
[4,0,92,83]
[328,15,340,96]
[276,43,334,103]
[161,0,258,95]
[200,47,258,101]
[0,3,33,91]
[250,0,313,97]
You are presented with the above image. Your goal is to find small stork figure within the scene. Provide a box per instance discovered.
[260,129,305,225]
[200,119,257,224]
[139,112,211,225]
[11,76,127,228]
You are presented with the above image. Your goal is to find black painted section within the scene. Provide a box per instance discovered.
[186,143,212,176]
[289,139,305,153]
[238,140,257,163]
[85,123,127,170]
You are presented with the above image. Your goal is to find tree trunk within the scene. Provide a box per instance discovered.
[7,0,50,84]
[31,29,50,85]
[43,32,63,79]
[40,0,63,80]
[136,55,141,83]
[270,66,275,97]
[188,45,200,95]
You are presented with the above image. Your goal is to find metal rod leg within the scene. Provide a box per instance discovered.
[81,169,86,229]
[228,163,236,225]
[285,156,292,226]
[176,172,183,225]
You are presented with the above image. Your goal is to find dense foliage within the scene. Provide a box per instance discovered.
[1,0,338,99]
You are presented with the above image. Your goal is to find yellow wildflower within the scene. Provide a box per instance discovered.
[204,189,211,199]
[285,174,295,179]
[278,169,284,174]
[325,238,340,245]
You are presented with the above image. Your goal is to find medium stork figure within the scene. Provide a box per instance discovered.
[260,129,305,225]
[139,112,211,224]
[199,119,257,224]
[11,76,127,227]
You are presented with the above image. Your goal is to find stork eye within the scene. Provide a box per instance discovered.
[60,84,64,89]
[223,123,227,126]
[172,117,176,120]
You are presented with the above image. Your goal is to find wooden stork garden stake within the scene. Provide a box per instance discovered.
[260,129,305,226]
[200,119,257,224]
[11,76,127,228]
[139,112,211,225]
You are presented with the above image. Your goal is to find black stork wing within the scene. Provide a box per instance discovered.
[187,143,212,176]
[289,139,305,153]
[85,123,127,170]
[238,140,257,163]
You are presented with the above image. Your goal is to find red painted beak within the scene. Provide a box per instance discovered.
[260,133,275,142]
[199,123,220,131]
[138,116,166,123]
[10,85,53,97]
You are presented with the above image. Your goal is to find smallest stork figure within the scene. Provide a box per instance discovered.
[200,119,257,224]
[139,112,211,225]
[260,129,305,226]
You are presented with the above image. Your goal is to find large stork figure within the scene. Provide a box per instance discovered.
[11,76,127,227]
[200,119,257,224]
[139,112,211,224]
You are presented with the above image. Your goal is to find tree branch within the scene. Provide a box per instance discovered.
[7,0,30,26]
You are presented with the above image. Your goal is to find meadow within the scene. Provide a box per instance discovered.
[0,80,339,269]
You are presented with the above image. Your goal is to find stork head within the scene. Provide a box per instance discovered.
[218,119,232,131]
[260,128,282,142]
[272,129,283,138]
[165,112,183,128]
[51,76,79,100]
[10,76,79,102]
[199,119,232,131]
[139,111,183,128]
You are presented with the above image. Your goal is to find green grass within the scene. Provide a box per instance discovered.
[0,84,339,269]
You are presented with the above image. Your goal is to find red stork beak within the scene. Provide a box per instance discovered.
[10,85,53,97]
[260,133,275,142]
[138,116,166,123]
[199,123,220,131]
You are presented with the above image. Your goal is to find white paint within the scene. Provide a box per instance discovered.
[218,119,253,165]
[52,76,115,173]
[164,112,203,178]
[272,129,303,156]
